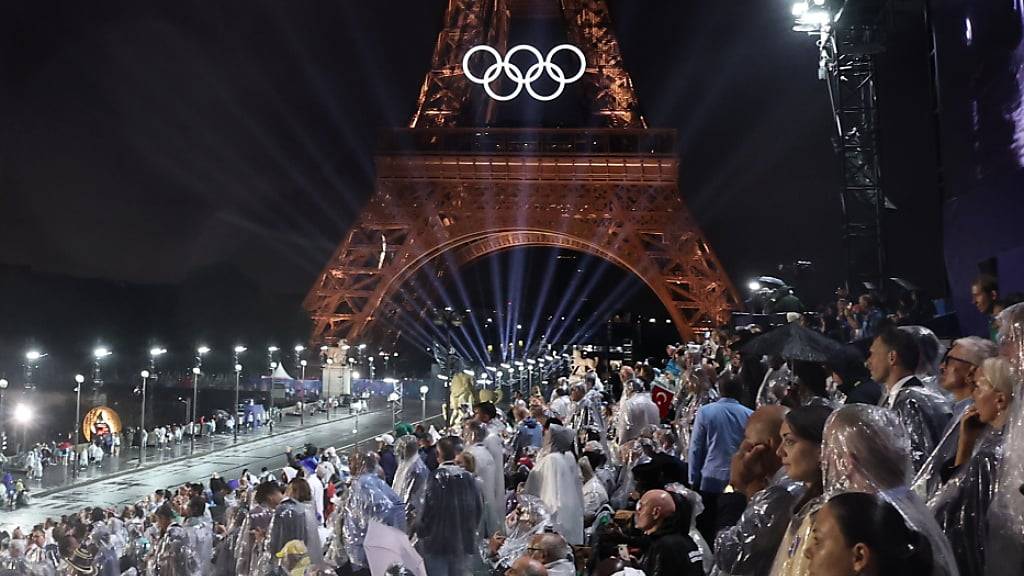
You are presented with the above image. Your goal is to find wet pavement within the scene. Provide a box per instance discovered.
[1,401,444,530]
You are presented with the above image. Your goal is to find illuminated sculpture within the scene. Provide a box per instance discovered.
[304,0,739,346]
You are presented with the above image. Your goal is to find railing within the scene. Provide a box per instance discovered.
[377,127,677,156]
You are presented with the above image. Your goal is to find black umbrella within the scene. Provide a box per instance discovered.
[741,322,845,363]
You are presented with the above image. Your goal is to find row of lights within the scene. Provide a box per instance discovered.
[791,0,834,33]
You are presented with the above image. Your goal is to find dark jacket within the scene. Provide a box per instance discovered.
[419,444,439,471]
[639,526,703,576]
[380,449,398,485]
[840,378,883,405]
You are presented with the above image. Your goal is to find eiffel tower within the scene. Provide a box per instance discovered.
[304,0,740,345]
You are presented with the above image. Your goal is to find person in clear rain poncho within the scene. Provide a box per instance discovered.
[674,363,718,465]
[524,423,584,545]
[714,405,805,576]
[234,481,281,576]
[928,357,1014,576]
[568,377,610,457]
[982,303,1024,576]
[416,436,484,576]
[866,328,952,473]
[616,378,660,445]
[820,403,959,576]
[485,494,553,571]
[337,450,406,574]
[147,503,201,576]
[268,478,323,570]
[182,496,213,571]
[392,434,430,534]
[463,419,506,539]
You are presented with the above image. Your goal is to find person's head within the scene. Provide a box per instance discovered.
[822,404,911,493]
[527,532,571,565]
[805,492,934,576]
[395,435,420,461]
[792,361,829,398]
[940,336,997,399]
[90,506,106,523]
[743,405,788,474]
[187,495,206,518]
[462,419,488,445]
[973,357,1015,426]
[777,405,833,485]
[349,450,380,476]
[867,328,919,384]
[619,365,635,384]
[858,293,876,310]
[416,431,434,448]
[569,383,586,402]
[543,424,575,454]
[154,503,176,533]
[286,478,311,503]
[529,404,547,424]
[506,556,548,576]
[456,449,476,474]
[634,489,676,535]
[717,372,744,401]
[473,402,497,423]
[30,528,45,548]
[972,274,999,315]
[437,436,459,462]
[254,481,284,508]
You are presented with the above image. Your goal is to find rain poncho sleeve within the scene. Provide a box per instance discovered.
[714,471,805,576]
[523,425,584,545]
[342,473,406,569]
[152,524,202,576]
[821,403,960,576]
[890,383,952,473]
[417,463,483,558]
[234,504,274,576]
[269,499,309,558]
[912,399,972,500]
[582,476,609,522]
[928,429,1003,576]
[986,312,1024,576]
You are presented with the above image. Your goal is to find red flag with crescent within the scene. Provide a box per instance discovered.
[651,384,675,419]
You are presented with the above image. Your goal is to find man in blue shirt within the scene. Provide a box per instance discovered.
[687,374,753,493]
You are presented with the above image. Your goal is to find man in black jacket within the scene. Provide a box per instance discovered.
[633,489,703,576]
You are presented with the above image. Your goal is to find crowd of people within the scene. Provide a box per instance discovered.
[1,293,1023,576]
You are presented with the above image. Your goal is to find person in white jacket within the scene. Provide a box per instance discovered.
[463,419,506,537]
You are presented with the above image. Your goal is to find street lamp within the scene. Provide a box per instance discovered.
[419,385,429,423]
[13,402,32,452]
[139,370,150,464]
[234,363,243,442]
[93,346,112,391]
[0,378,7,451]
[190,366,201,453]
[388,391,400,429]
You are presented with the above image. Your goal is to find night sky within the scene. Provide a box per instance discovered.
[1,1,945,337]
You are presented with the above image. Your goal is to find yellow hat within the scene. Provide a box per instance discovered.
[275,539,309,559]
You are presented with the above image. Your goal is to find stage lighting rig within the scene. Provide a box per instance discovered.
[788,0,893,292]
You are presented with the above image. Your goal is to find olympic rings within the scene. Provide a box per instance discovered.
[462,44,587,102]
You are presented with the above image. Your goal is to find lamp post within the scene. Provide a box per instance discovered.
[267,346,279,376]
[419,385,428,424]
[388,391,399,429]
[191,366,201,454]
[24,350,44,391]
[234,363,243,442]
[92,347,112,396]
[13,402,33,453]
[0,378,8,454]
[139,370,150,464]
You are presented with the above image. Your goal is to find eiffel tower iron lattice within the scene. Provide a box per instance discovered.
[303,0,740,345]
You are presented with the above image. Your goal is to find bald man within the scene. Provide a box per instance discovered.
[506,556,548,576]
[634,490,703,576]
[526,533,574,576]
[714,406,806,576]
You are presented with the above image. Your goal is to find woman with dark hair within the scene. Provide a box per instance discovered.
[805,492,934,576]
[768,404,834,576]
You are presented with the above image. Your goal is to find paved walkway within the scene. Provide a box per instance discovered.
[8,397,442,496]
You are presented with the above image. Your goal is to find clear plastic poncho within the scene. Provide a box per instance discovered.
[569,388,610,460]
[713,468,805,576]
[886,377,953,473]
[416,462,484,559]
[183,516,213,570]
[465,429,505,539]
[986,309,1024,576]
[488,494,553,569]
[821,403,959,576]
[523,425,584,545]
[232,504,274,576]
[342,472,406,569]
[149,524,202,576]
[663,482,713,575]
[616,385,661,444]
[392,435,430,534]
[268,499,312,562]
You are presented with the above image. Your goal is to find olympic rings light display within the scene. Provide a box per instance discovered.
[462,44,587,102]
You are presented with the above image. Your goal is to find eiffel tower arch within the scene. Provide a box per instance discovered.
[304,0,740,345]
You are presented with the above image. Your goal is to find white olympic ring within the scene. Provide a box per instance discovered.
[462,44,587,102]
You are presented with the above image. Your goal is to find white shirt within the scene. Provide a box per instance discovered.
[881,375,916,409]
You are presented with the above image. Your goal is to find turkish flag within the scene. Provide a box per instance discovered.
[651,384,675,420]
